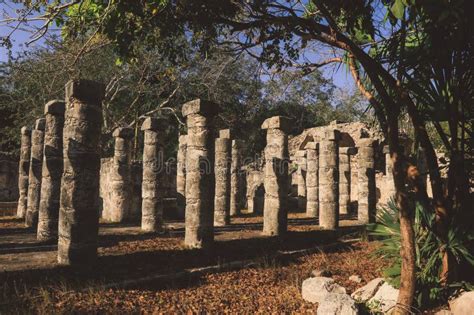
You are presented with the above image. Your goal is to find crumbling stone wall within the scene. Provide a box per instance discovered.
[246,168,264,214]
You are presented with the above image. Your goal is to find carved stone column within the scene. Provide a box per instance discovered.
[261,116,290,236]
[141,118,167,232]
[305,142,319,218]
[319,130,339,230]
[25,118,45,228]
[104,127,134,222]
[17,126,31,219]
[295,150,307,211]
[58,80,104,265]
[183,99,218,248]
[230,139,242,216]
[214,129,231,226]
[357,139,376,224]
[37,100,65,241]
[338,147,356,215]
[176,134,187,219]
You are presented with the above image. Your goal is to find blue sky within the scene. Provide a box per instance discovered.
[0,1,354,89]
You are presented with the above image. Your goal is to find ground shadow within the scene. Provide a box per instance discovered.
[0,225,363,301]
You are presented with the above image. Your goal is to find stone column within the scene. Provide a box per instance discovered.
[383,145,395,198]
[58,80,104,265]
[357,139,376,224]
[305,142,319,217]
[319,129,339,230]
[183,99,218,248]
[214,129,231,226]
[261,116,290,236]
[295,150,307,211]
[25,118,45,228]
[17,126,31,219]
[105,127,133,222]
[37,100,65,241]
[338,147,356,215]
[176,134,187,219]
[230,139,242,216]
[141,118,167,232]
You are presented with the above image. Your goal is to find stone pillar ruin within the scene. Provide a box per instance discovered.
[141,118,167,232]
[319,130,339,230]
[261,116,290,236]
[295,150,307,211]
[176,134,187,219]
[338,147,356,215]
[17,126,31,219]
[183,99,218,248]
[104,127,134,222]
[230,139,242,216]
[25,118,45,228]
[305,142,319,217]
[357,139,376,224]
[383,145,395,199]
[58,80,104,265]
[214,129,231,226]
[37,100,65,241]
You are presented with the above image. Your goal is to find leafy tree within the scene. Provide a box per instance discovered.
[0,35,361,158]
[6,1,471,311]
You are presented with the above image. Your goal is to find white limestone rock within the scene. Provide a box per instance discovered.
[368,282,399,313]
[317,293,359,315]
[302,277,346,304]
[349,275,362,284]
[449,291,474,315]
[351,278,384,302]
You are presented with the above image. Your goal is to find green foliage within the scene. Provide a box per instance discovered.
[0,35,364,157]
[368,199,474,308]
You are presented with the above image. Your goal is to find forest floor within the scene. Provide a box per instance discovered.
[0,212,390,313]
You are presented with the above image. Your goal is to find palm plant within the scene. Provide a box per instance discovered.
[367,198,474,308]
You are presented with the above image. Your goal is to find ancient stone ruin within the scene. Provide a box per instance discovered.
[1,78,419,268]
[141,117,167,232]
[182,99,218,248]
[37,100,65,241]
[25,118,45,228]
[58,79,104,265]
[261,116,290,236]
[214,129,231,227]
[16,126,31,219]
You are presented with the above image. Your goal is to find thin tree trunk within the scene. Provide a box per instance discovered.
[388,122,416,315]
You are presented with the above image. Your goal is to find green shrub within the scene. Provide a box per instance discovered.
[367,198,474,309]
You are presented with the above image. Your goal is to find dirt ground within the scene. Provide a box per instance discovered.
[0,213,386,313]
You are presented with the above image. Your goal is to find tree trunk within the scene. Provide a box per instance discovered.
[389,134,416,315]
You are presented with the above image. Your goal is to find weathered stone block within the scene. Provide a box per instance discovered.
[34,118,46,131]
[182,99,219,117]
[301,277,346,304]
[44,100,66,115]
[112,127,134,138]
[141,117,168,131]
[219,129,232,139]
[261,116,291,132]
[65,79,105,105]
[351,278,384,303]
